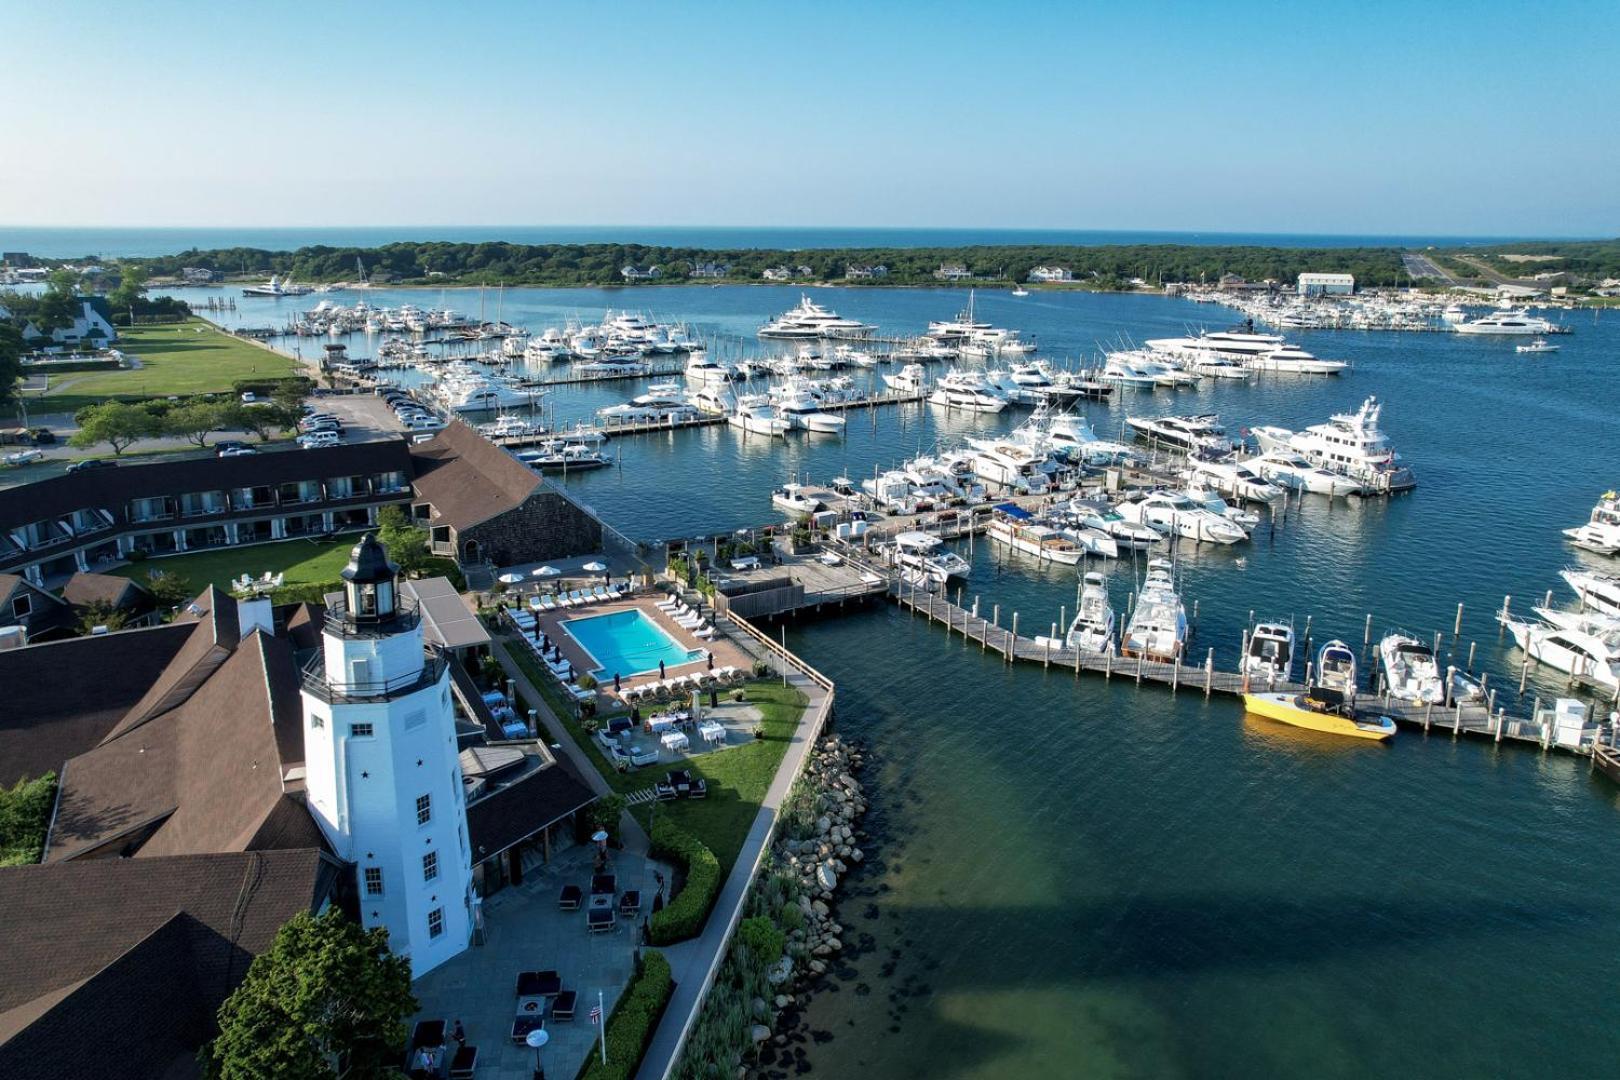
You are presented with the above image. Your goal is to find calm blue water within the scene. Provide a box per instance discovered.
[0,226,1558,259]
[562,608,703,679]
[173,283,1620,1077]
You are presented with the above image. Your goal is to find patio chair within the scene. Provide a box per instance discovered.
[654,779,677,801]
[587,907,615,933]
[689,778,708,799]
[551,990,576,1022]
[558,884,582,911]
[516,970,561,997]
[510,1015,545,1044]
[449,1045,478,1079]
[591,873,617,897]
[694,625,715,640]
[618,890,641,916]
[656,596,681,611]
[540,594,559,612]
[527,595,543,611]
[592,586,611,601]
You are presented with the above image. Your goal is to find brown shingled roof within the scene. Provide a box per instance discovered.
[0,622,194,785]
[48,630,305,862]
[0,848,337,1077]
[60,571,148,611]
[102,585,241,743]
[409,419,542,531]
[466,753,597,862]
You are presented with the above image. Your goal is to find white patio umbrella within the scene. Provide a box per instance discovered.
[582,560,608,573]
[532,565,561,577]
[497,572,525,585]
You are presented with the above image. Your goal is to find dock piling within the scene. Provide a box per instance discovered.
[1205,649,1214,697]
[1364,612,1373,648]
[1467,640,1477,672]
[1454,602,1464,639]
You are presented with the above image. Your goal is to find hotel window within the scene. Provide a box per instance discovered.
[11,594,31,618]
[350,722,374,739]
[428,907,444,939]
[363,867,384,896]
[423,850,438,882]
[416,793,432,826]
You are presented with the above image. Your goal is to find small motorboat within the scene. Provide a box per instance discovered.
[1514,338,1559,354]
[1243,690,1397,742]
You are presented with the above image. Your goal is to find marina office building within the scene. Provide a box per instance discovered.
[0,420,604,589]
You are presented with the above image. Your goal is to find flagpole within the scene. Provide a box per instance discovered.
[598,990,608,1064]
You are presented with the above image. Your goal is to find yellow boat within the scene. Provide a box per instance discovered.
[1243,691,1397,742]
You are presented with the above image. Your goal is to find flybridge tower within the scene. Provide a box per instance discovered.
[300,534,471,977]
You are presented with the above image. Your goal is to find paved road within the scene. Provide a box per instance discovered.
[1402,251,1457,284]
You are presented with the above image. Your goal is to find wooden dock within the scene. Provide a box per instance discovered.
[886,580,1611,758]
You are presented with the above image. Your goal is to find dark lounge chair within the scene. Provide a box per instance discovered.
[410,1018,447,1050]
[515,970,561,998]
[668,769,692,795]
[449,1045,478,1079]
[654,779,677,801]
[689,778,707,799]
[587,907,615,933]
[618,889,641,915]
[551,990,577,1021]
[590,873,617,897]
[558,884,582,910]
[510,1014,545,1043]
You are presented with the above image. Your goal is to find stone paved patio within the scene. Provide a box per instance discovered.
[411,841,672,1079]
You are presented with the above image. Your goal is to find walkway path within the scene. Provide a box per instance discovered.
[635,615,834,1080]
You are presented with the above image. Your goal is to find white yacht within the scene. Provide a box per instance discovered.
[1378,634,1446,703]
[1248,345,1347,375]
[1121,558,1188,663]
[1183,485,1261,533]
[1117,491,1248,545]
[929,369,1009,413]
[1184,459,1285,505]
[1125,414,1234,456]
[883,363,929,393]
[833,344,879,367]
[772,482,824,515]
[1515,338,1560,354]
[524,329,573,363]
[1564,491,1620,556]
[574,356,650,376]
[501,331,530,358]
[1250,396,1414,493]
[759,295,875,340]
[1562,568,1620,617]
[773,388,847,433]
[1249,451,1364,497]
[434,374,542,413]
[1099,355,1164,389]
[1316,640,1359,700]
[1147,330,1288,362]
[1453,309,1564,335]
[516,441,609,472]
[970,442,1058,494]
[885,531,971,585]
[1243,622,1295,684]
[242,275,312,297]
[684,351,737,383]
[1499,613,1620,692]
[988,514,1086,565]
[1065,497,1163,550]
[686,386,735,415]
[1065,572,1115,653]
[477,414,546,440]
[730,395,792,437]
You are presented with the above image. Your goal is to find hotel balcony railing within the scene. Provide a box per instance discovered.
[301,647,446,705]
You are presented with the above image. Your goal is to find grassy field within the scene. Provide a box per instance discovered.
[112,536,356,592]
[31,319,301,414]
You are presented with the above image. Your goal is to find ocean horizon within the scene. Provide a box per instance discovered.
[0,224,1581,260]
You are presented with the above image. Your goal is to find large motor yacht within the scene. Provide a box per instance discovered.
[929,369,1009,413]
[1125,414,1234,455]
[1250,396,1415,493]
[758,295,875,340]
[1453,309,1565,335]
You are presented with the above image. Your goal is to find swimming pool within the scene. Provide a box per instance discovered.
[561,608,705,678]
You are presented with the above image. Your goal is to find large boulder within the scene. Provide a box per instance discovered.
[816,863,838,891]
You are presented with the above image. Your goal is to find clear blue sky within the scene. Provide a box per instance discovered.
[3,0,1616,235]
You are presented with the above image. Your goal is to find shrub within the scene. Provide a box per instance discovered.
[750,659,771,678]
[0,773,57,866]
[577,951,673,1080]
[736,916,785,967]
[731,689,746,703]
[578,673,599,691]
[649,818,722,945]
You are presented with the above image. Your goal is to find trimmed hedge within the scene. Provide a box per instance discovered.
[648,818,722,945]
[577,950,673,1080]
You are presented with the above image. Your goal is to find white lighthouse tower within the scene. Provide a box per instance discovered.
[301,534,472,977]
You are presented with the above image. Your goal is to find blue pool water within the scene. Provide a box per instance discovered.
[562,608,703,678]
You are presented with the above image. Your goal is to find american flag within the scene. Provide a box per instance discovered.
[589,1004,602,1025]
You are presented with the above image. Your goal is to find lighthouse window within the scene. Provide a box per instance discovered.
[358,582,377,615]
[349,722,374,739]
[423,851,438,881]
[363,867,383,896]
[428,906,445,939]
[416,793,433,825]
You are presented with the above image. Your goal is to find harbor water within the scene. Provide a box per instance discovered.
[180,283,1620,1076]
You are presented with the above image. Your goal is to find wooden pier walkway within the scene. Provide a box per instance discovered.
[887,581,1606,756]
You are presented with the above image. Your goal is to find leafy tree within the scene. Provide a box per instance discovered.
[164,400,226,448]
[375,505,432,577]
[0,321,21,411]
[201,909,417,1080]
[31,271,81,336]
[222,401,300,442]
[0,772,57,866]
[145,569,194,609]
[69,401,160,455]
[75,600,129,635]
[108,263,148,313]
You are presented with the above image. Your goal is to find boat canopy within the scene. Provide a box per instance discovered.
[995,503,1034,520]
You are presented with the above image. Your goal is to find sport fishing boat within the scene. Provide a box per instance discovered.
[771,482,824,515]
[729,395,792,437]
[684,351,738,383]
[1561,568,1620,617]
[515,441,609,472]
[1564,491,1620,556]
[1243,621,1295,684]
[1065,572,1115,653]
[1379,633,1446,703]
[1242,638,1397,741]
[1120,558,1188,663]
[759,295,875,340]
[988,509,1085,564]
[1250,396,1415,493]
[772,387,847,433]
[883,363,929,393]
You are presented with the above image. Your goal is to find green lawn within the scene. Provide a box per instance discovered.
[112,536,357,593]
[31,319,301,413]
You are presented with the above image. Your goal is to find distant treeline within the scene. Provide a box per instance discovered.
[1462,239,1620,281]
[131,241,1413,289]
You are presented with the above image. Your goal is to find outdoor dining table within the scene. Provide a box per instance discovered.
[646,715,677,734]
[698,721,726,745]
[660,731,690,753]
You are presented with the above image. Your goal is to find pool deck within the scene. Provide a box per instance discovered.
[521,594,752,700]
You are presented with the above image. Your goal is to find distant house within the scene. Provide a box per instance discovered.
[620,265,661,281]
[689,262,729,279]
[761,266,794,282]
[22,297,118,351]
[935,263,973,282]
[1028,266,1072,283]
[62,571,159,629]
[179,267,215,284]
[845,263,888,280]
[795,265,814,277]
